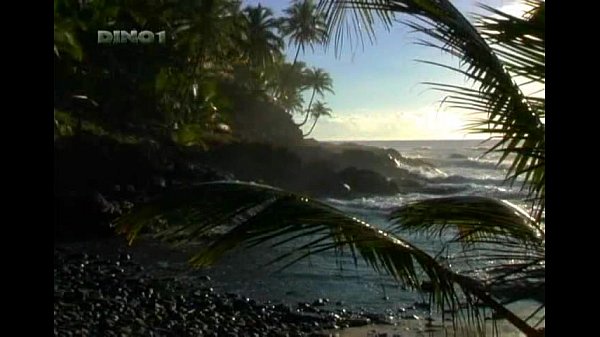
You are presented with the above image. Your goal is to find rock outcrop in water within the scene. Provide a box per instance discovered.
[338,167,399,196]
[197,141,438,197]
[54,135,446,241]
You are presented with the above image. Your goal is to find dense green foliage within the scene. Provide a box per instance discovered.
[54,0,335,144]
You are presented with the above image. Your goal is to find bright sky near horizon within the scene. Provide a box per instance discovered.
[243,0,534,140]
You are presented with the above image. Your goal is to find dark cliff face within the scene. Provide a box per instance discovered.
[229,98,303,145]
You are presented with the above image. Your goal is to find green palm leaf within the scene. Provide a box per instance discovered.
[389,196,544,306]
[297,67,334,127]
[304,100,333,136]
[282,0,329,64]
[389,196,544,244]
[242,5,285,69]
[117,181,542,337]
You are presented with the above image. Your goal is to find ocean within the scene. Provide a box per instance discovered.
[200,139,541,331]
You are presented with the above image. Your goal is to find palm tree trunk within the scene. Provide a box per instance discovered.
[303,116,319,137]
[297,89,316,127]
[292,45,301,66]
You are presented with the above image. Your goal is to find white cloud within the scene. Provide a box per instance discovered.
[496,0,535,18]
[308,106,484,141]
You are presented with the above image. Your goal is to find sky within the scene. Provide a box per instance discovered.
[243,0,535,141]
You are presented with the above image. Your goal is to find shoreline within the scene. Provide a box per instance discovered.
[54,237,399,336]
[54,237,531,337]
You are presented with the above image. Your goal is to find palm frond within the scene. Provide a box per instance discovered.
[389,196,544,307]
[117,181,543,337]
[389,196,544,243]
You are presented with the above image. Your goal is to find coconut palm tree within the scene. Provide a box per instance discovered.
[278,88,306,115]
[172,0,246,75]
[297,68,334,127]
[241,4,284,70]
[280,0,329,65]
[303,100,332,136]
[274,0,328,103]
[117,1,545,336]
[269,61,309,114]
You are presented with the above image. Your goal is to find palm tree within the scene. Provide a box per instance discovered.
[142,0,247,127]
[303,100,332,136]
[117,1,545,336]
[269,61,309,114]
[172,0,245,75]
[278,88,306,115]
[297,68,334,127]
[241,4,284,70]
[280,0,328,65]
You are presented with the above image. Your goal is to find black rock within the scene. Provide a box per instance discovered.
[312,298,325,307]
[338,167,399,196]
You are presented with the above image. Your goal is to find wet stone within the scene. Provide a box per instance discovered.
[53,245,392,337]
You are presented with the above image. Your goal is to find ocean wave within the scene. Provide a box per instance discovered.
[392,157,448,179]
[392,157,511,188]
[430,174,505,185]
[437,156,510,170]
[470,146,491,151]
[324,196,404,213]
[414,146,431,150]
[423,182,526,199]
[399,154,424,159]
[324,181,527,214]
